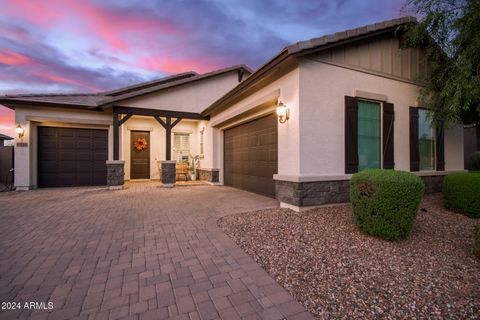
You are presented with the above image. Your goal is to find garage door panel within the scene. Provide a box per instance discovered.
[59,128,75,137]
[38,127,108,187]
[77,140,93,149]
[93,140,108,151]
[224,114,277,198]
[77,151,93,161]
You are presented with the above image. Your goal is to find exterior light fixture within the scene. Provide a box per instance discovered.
[16,124,24,139]
[276,102,289,123]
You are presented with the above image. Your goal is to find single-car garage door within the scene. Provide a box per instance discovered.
[224,113,278,197]
[38,127,108,187]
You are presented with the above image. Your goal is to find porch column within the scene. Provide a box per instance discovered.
[113,112,120,160]
[154,116,182,186]
[165,117,172,160]
[154,116,182,160]
[108,113,131,189]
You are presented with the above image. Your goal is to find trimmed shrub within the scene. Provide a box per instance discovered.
[443,172,480,218]
[350,169,425,241]
[468,151,480,171]
[474,225,480,258]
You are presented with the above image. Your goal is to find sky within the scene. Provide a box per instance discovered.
[0,0,409,137]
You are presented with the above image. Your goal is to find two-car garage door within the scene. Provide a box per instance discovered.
[224,114,278,197]
[38,127,108,187]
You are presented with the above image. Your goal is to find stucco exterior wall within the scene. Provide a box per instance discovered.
[208,68,300,182]
[14,106,113,189]
[297,59,464,178]
[120,73,240,113]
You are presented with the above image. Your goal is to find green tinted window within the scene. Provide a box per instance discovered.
[358,100,381,171]
[418,109,435,170]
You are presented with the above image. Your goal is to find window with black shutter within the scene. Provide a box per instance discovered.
[345,96,395,174]
[345,96,358,173]
[409,107,444,171]
[383,102,395,169]
[409,107,420,171]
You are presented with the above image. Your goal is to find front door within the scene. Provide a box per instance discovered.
[130,131,150,179]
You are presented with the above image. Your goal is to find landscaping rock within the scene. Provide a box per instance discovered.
[219,194,480,319]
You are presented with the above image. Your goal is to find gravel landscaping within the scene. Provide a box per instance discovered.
[219,194,480,319]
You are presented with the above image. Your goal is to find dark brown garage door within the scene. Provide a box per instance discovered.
[38,127,108,187]
[224,113,278,197]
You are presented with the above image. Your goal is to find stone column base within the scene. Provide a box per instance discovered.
[106,160,125,190]
[161,161,176,187]
[196,168,219,183]
[276,179,350,207]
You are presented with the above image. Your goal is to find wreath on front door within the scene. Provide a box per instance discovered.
[134,138,148,151]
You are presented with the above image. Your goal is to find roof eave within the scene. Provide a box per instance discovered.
[98,65,252,108]
[201,17,417,117]
[0,99,102,111]
[201,50,291,117]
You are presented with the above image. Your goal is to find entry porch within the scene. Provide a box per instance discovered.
[109,106,209,186]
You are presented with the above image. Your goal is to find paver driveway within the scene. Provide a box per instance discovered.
[0,183,313,320]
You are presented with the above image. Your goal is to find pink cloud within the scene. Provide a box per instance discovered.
[4,0,182,53]
[0,49,32,65]
[141,56,221,74]
[3,0,61,27]
[69,1,181,52]
[34,71,101,92]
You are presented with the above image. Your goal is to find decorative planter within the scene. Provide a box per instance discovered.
[190,172,197,181]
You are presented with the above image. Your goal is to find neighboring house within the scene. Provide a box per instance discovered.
[0,17,465,211]
[0,133,14,146]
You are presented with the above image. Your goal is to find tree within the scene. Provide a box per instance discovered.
[404,0,480,125]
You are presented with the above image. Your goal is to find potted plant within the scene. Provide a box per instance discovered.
[189,154,200,181]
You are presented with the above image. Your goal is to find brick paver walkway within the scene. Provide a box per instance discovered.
[0,183,313,320]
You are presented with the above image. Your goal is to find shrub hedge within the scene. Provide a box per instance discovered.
[474,225,480,258]
[469,151,480,171]
[443,172,480,218]
[350,169,425,241]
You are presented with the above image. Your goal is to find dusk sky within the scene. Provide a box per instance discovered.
[0,0,409,136]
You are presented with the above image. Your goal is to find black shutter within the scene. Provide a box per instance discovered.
[382,103,395,169]
[345,96,358,174]
[409,107,419,171]
[436,120,445,171]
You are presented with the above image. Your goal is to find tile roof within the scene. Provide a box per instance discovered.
[285,16,416,55]
[0,133,14,140]
[202,16,417,116]
[0,93,105,108]
[0,65,252,109]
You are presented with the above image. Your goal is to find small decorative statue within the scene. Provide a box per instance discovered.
[189,154,200,180]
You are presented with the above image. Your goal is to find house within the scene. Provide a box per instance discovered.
[0,17,465,211]
[0,133,14,146]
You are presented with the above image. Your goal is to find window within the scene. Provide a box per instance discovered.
[418,109,435,170]
[345,96,394,174]
[200,128,204,156]
[358,100,381,171]
[174,133,190,163]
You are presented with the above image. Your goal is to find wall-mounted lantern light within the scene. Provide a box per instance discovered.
[276,102,290,124]
[16,124,24,139]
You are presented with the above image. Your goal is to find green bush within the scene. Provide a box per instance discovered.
[443,172,480,218]
[474,225,480,258]
[468,151,480,171]
[350,169,425,241]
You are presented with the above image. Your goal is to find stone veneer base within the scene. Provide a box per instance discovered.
[196,168,219,183]
[161,161,177,186]
[276,174,446,208]
[106,160,125,188]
